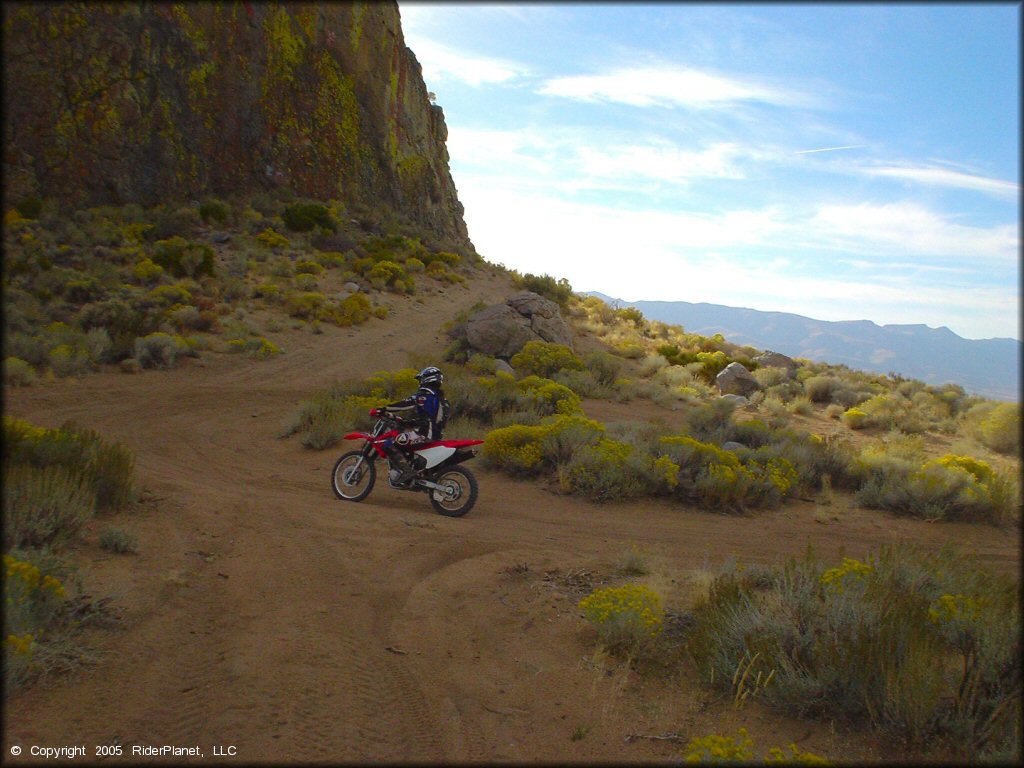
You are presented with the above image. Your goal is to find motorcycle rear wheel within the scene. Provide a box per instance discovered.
[429,466,478,517]
[332,451,376,502]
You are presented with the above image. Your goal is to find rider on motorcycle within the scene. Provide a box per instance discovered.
[376,366,449,485]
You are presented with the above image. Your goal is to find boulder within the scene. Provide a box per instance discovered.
[459,291,573,358]
[721,441,748,453]
[493,359,515,376]
[753,350,797,377]
[719,393,750,408]
[464,304,537,359]
[716,362,761,397]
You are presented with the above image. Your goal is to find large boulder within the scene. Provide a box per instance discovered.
[463,304,537,359]
[753,350,798,377]
[457,292,573,358]
[716,362,761,397]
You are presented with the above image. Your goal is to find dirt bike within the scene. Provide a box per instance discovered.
[330,409,483,517]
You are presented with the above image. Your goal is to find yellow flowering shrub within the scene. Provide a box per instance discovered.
[578,583,663,652]
[4,553,69,685]
[820,557,874,594]
[255,227,289,248]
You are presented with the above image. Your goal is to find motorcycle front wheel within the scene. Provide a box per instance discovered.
[332,451,376,502]
[428,466,478,517]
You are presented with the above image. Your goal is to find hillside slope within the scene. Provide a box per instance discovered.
[591,293,1020,402]
[2,1,471,253]
[4,266,1019,763]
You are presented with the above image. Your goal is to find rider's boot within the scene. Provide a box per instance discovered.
[386,445,417,486]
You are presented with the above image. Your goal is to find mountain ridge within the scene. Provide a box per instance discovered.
[588,292,1020,402]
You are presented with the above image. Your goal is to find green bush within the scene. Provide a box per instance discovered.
[4,357,36,386]
[687,545,1020,758]
[963,402,1020,455]
[282,202,337,233]
[283,291,326,319]
[2,417,135,545]
[152,237,214,278]
[510,340,584,378]
[226,336,282,360]
[579,583,663,654]
[854,449,1020,523]
[99,527,138,554]
[3,465,95,549]
[294,259,325,275]
[512,272,573,306]
[198,198,229,224]
[255,228,290,249]
[133,332,193,369]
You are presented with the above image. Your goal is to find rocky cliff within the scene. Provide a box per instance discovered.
[2,1,473,253]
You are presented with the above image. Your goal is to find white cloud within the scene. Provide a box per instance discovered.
[456,183,1019,339]
[858,164,1020,199]
[401,38,530,87]
[808,202,1019,263]
[538,65,810,109]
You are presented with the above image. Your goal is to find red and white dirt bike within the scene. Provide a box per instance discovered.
[330,409,483,517]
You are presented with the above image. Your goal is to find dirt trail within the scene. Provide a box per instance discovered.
[4,273,1019,764]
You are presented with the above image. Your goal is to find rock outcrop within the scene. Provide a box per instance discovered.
[752,350,798,377]
[716,362,760,397]
[452,292,573,359]
[2,2,473,253]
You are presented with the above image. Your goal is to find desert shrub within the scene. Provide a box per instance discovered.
[482,422,549,475]
[516,375,582,416]
[584,350,624,387]
[151,237,214,278]
[510,341,584,378]
[963,402,1020,455]
[842,407,869,429]
[4,551,69,687]
[406,257,425,273]
[613,341,646,359]
[660,435,796,511]
[282,202,337,233]
[3,465,95,549]
[564,438,649,501]
[14,196,43,219]
[788,396,813,415]
[255,228,289,249]
[252,281,281,301]
[578,583,663,654]
[133,257,164,285]
[48,344,91,378]
[283,291,325,319]
[3,417,135,538]
[4,357,37,386]
[367,259,410,290]
[98,527,138,554]
[512,272,574,306]
[226,336,282,360]
[198,198,229,224]
[804,375,840,403]
[133,332,193,369]
[682,730,827,764]
[686,545,1019,757]
[853,448,1019,523]
[293,273,318,291]
[294,259,325,275]
[315,250,348,269]
[283,371,418,448]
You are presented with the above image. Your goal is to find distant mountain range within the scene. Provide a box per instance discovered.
[588,293,1020,402]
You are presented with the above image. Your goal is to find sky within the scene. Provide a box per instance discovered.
[397,2,1021,341]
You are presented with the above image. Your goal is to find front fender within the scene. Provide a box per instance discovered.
[343,432,371,441]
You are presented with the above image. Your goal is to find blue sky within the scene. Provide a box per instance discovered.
[397,2,1020,341]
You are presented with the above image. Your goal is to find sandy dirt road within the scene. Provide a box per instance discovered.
[4,273,1019,764]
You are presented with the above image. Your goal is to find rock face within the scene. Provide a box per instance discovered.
[716,362,761,397]
[2,2,473,253]
[753,350,798,377]
[455,292,573,359]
